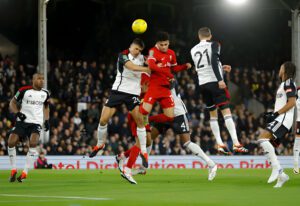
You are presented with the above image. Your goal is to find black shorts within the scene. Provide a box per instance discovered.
[296,122,300,135]
[10,121,42,141]
[153,114,190,135]
[200,82,230,111]
[105,90,140,111]
[266,120,289,139]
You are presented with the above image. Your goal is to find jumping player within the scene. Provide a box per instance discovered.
[116,72,151,184]
[89,38,150,183]
[139,31,191,127]
[118,78,218,181]
[190,27,248,154]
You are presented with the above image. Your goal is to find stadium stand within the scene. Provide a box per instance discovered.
[0,56,295,156]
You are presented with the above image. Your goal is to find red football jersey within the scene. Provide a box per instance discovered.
[147,46,177,87]
[140,72,150,99]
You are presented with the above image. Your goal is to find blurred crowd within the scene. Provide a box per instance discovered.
[0,54,296,156]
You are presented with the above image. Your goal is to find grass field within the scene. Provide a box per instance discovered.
[0,169,299,206]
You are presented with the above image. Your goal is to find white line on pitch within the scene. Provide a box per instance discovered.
[0,194,112,201]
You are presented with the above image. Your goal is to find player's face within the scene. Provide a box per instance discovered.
[33,74,44,89]
[279,65,284,80]
[156,40,169,53]
[129,44,143,57]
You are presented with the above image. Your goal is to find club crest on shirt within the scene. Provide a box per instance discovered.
[149,50,154,57]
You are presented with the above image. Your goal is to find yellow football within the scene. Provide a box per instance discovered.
[132,19,147,34]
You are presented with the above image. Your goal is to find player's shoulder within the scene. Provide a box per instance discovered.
[210,40,221,47]
[41,88,50,95]
[283,78,295,87]
[118,49,130,63]
[148,47,158,59]
[18,85,33,92]
[167,48,175,54]
[137,53,144,59]
[15,85,32,100]
[149,47,158,54]
[190,42,201,53]
[118,49,130,58]
[121,49,129,55]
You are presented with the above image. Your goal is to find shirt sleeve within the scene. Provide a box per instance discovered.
[211,42,223,81]
[118,52,130,65]
[44,90,51,106]
[148,49,156,62]
[284,79,297,98]
[170,51,177,67]
[14,88,26,102]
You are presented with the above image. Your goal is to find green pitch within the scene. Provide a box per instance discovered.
[0,169,299,206]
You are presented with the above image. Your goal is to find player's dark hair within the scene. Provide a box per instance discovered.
[198,27,211,38]
[283,61,296,79]
[155,31,169,42]
[32,72,43,79]
[132,38,145,49]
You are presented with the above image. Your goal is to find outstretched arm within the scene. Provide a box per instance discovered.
[172,63,191,72]
[125,61,150,73]
[148,59,173,79]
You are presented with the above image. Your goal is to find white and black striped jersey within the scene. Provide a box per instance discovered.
[171,82,188,117]
[112,49,145,96]
[190,40,223,85]
[274,79,297,129]
[14,86,50,126]
[296,87,300,122]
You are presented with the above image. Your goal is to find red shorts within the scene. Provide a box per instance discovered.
[127,113,151,137]
[143,85,174,109]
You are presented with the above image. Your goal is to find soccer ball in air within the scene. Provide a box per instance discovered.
[132,19,147,34]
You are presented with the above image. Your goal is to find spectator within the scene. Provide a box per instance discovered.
[35,152,53,169]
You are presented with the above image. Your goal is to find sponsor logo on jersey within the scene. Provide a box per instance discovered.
[26,100,44,105]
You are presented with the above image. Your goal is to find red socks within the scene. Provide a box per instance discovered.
[123,147,133,158]
[126,145,141,169]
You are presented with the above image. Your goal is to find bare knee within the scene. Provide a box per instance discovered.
[99,119,108,126]
[136,116,144,128]
[99,112,109,125]
[8,142,16,148]
[8,134,19,148]
[180,134,190,144]
[29,134,40,148]
[258,130,272,140]
[29,142,38,148]
[221,108,231,116]
[209,109,218,118]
